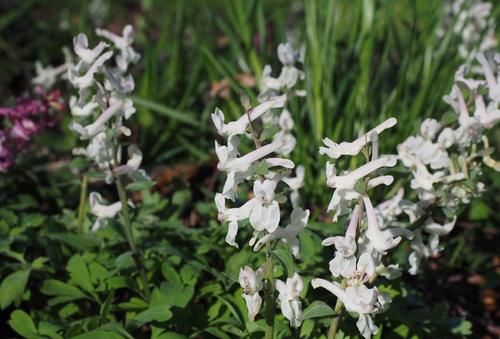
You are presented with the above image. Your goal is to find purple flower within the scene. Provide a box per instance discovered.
[0,87,63,172]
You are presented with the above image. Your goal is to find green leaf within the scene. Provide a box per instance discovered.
[8,310,38,338]
[259,125,280,141]
[161,264,181,285]
[354,179,368,194]
[450,318,472,335]
[41,279,87,302]
[71,330,123,339]
[156,332,188,339]
[0,208,18,225]
[125,180,156,192]
[38,322,63,339]
[31,257,48,269]
[115,251,135,271]
[440,111,458,125]
[67,254,94,292]
[22,214,45,228]
[159,281,194,308]
[96,323,133,339]
[468,200,490,221]
[47,233,98,251]
[204,327,232,339]
[251,160,269,176]
[172,189,192,206]
[272,248,296,276]
[301,301,336,320]
[0,269,30,309]
[127,305,173,330]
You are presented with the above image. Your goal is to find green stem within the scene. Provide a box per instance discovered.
[111,139,150,302]
[327,279,347,339]
[115,175,151,302]
[264,243,275,339]
[77,175,88,233]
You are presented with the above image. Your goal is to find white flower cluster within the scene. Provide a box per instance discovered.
[213,43,309,327]
[256,42,306,208]
[437,0,496,60]
[313,119,407,339]
[397,52,500,274]
[258,42,306,159]
[67,26,149,231]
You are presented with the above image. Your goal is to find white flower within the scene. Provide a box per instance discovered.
[363,195,401,254]
[242,293,263,322]
[477,53,500,102]
[70,96,99,117]
[423,217,456,236]
[216,134,291,173]
[277,42,300,66]
[253,207,309,257]
[32,48,73,89]
[282,165,304,208]
[239,265,265,321]
[322,203,362,257]
[68,51,113,89]
[276,273,303,328]
[70,100,123,139]
[249,179,280,233]
[410,160,444,192]
[279,108,294,131]
[376,263,402,280]
[437,127,455,148]
[115,144,142,174]
[89,192,122,231]
[73,33,109,64]
[214,193,258,248]
[408,230,440,275]
[311,280,388,339]
[375,188,404,223]
[397,136,424,167]
[420,118,442,140]
[96,25,140,72]
[326,174,393,222]
[311,279,377,314]
[350,252,376,284]
[474,95,500,128]
[357,313,378,339]
[259,43,305,100]
[211,95,286,137]
[326,156,397,190]
[320,118,397,159]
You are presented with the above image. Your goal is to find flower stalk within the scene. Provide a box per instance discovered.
[77,175,88,233]
[328,279,347,339]
[114,173,151,301]
[214,42,308,333]
[264,243,275,339]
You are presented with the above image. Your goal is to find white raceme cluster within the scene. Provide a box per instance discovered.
[437,0,496,60]
[68,26,150,231]
[397,52,500,274]
[214,43,309,326]
[258,42,306,158]
[313,118,407,339]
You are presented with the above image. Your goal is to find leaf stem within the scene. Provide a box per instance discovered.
[264,242,275,339]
